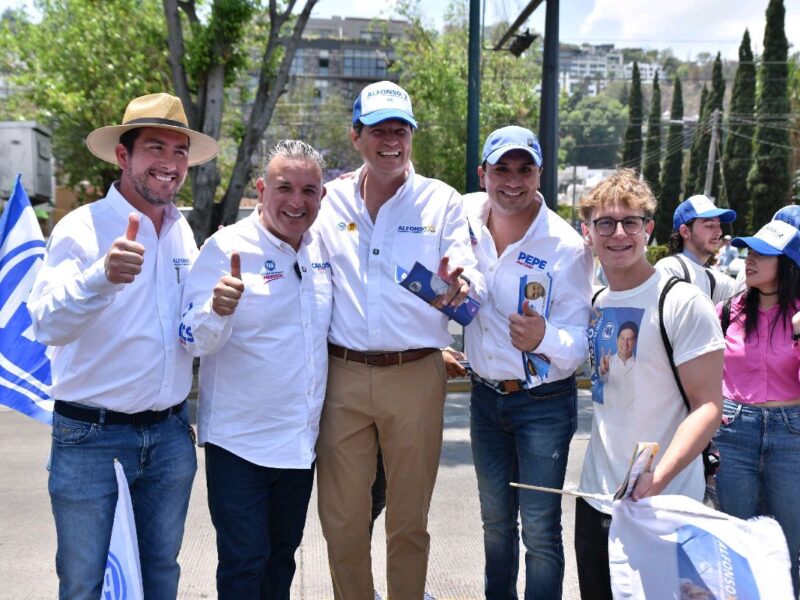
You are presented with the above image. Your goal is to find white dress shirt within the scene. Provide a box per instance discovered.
[179,210,332,469]
[314,164,486,351]
[463,192,593,383]
[27,184,197,412]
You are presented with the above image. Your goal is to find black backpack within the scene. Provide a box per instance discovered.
[592,277,720,477]
[671,254,717,300]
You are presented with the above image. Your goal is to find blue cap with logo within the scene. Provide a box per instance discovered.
[773,205,800,230]
[352,81,417,129]
[732,220,800,268]
[481,126,543,166]
[672,195,737,230]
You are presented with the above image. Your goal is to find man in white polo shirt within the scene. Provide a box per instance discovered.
[178,140,331,598]
[462,126,593,599]
[314,81,486,600]
[655,194,738,303]
[27,93,218,599]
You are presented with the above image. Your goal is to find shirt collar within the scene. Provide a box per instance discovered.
[681,248,705,265]
[107,182,182,231]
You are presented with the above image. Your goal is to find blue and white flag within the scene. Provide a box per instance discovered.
[0,175,52,424]
[103,459,144,600]
[610,494,794,599]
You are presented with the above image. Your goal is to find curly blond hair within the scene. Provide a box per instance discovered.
[578,168,657,223]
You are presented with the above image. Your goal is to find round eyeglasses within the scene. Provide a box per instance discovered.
[591,216,650,237]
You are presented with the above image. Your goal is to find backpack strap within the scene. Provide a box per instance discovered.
[658,276,690,411]
[673,254,691,282]
[720,296,733,337]
[591,286,607,306]
[706,269,716,299]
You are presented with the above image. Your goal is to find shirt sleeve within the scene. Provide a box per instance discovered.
[178,234,235,357]
[666,284,725,367]
[440,188,487,303]
[27,220,123,346]
[534,243,594,372]
[711,270,739,304]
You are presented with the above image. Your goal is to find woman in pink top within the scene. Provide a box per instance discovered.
[714,218,800,597]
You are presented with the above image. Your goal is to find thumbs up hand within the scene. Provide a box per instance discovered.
[212,252,245,316]
[508,300,546,353]
[104,213,146,284]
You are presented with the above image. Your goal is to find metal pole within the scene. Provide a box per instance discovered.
[538,0,559,209]
[466,0,481,192]
[571,163,577,227]
[703,108,720,199]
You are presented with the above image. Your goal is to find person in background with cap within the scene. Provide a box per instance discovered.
[715,234,737,271]
[655,194,738,303]
[458,126,592,599]
[27,93,218,599]
[313,80,486,600]
[712,218,800,597]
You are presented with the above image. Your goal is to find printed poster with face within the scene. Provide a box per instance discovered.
[589,306,645,406]
[518,274,553,386]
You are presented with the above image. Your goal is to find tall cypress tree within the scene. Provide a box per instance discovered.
[722,30,756,230]
[687,84,709,194]
[643,71,662,197]
[708,53,726,200]
[621,62,643,172]
[747,0,791,229]
[658,76,684,243]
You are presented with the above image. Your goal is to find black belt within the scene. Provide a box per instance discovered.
[328,343,437,367]
[53,400,186,427]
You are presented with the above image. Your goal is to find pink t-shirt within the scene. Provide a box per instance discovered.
[718,296,800,404]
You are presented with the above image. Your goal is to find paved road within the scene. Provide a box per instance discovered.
[0,389,594,599]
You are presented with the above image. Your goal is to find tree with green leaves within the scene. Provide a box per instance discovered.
[721,30,756,230]
[391,1,540,191]
[0,0,172,196]
[642,71,662,196]
[621,61,643,172]
[687,84,709,194]
[747,0,791,228]
[163,0,318,242]
[658,76,684,243]
[560,94,626,168]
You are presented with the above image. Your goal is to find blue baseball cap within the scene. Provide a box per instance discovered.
[773,205,800,230]
[732,220,800,267]
[481,126,543,166]
[672,195,737,230]
[352,81,417,129]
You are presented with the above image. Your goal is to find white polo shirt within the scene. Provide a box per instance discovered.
[178,210,332,469]
[315,164,486,351]
[28,184,197,412]
[463,192,593,383]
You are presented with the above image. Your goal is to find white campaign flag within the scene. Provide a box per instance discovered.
[609,494,794,600]
[102,459,144,600]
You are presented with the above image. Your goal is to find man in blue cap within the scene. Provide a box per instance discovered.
[313,81,486,600]
[459,125,593,598]
[655,194,739,302]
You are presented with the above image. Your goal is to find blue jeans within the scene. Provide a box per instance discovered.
[48,402,197,600]
[205,443,315,600]
[470,375,577,600]
[714,399,800,597]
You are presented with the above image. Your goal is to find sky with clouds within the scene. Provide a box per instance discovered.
[2,0,798,61]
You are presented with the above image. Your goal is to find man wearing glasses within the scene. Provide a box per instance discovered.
[576,169,724,600]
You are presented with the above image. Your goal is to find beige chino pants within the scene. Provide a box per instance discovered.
[316,352,447,600]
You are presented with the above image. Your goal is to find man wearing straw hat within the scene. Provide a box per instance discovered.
[28,93,218,599]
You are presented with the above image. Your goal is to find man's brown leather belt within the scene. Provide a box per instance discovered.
[328,343,437,367]
[471,372,528,394]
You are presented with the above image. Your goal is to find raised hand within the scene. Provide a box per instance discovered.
[212,252,245,316]
[104,213,145,284]
[599,348,611,376]
[508,300,546,353]
[431,256,469,309]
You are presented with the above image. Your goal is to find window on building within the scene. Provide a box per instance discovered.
[290,49,305,76]
[318,50,330,76]
[343,48,387,78]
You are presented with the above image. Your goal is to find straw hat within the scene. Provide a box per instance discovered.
[86,93,219,167]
